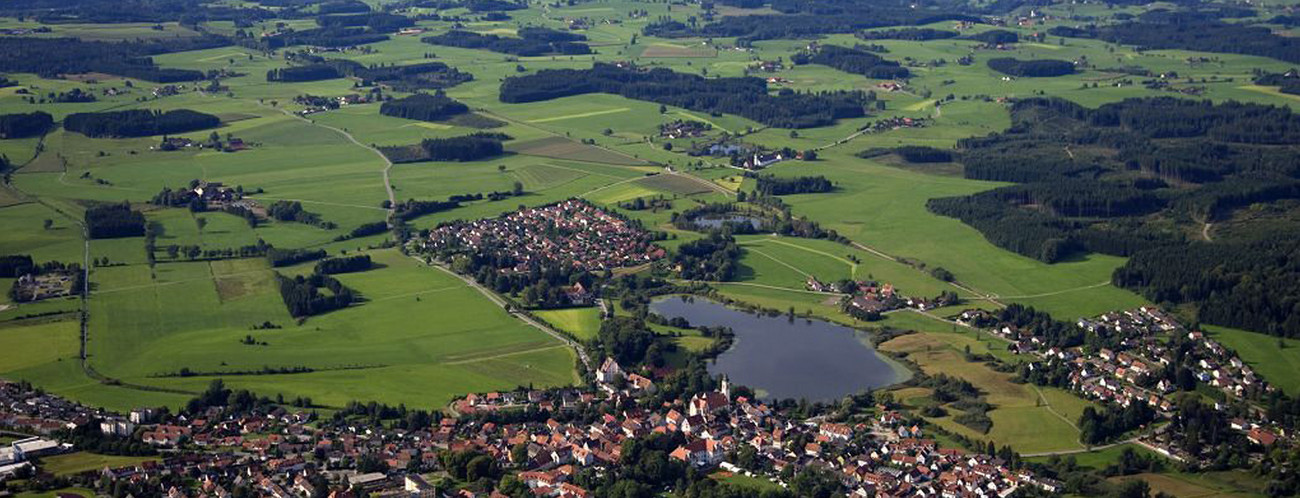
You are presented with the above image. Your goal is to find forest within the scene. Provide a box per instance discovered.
[499,63,873,128]
[421,28,590,57]
[382,133,508,163]
[1048,12,1300,65]
[754,175,834,195]
[643,0,981,41]
[857,27,957,40]
[927,97,1300,336]
[791,44,910,79]
[0,37,218,82]
[64,109,220,138]
[0,112,53,139]
[267,64,342,82]
[379,92,469,121]
[85,202,146,239]
[986,58,1075,77]
[672,232,741,281]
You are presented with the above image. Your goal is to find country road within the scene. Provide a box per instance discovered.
[261,103,398,222]
[424,259,593,371]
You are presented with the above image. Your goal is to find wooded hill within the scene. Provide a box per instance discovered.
[926,97,1300,336]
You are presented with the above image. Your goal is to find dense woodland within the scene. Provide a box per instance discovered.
[0,112,53,139]
[382,132,509,163]
[928,97,1300,336]
[85,202,146,239]
[754,175,834,196]
[672,232,741,281]
[64,109,220,138]
[986,58,1075,77]
[1049,11,1300,65]
[379,92,469,121]
[856,27,957,40]
[0,37,220,82]
[644,0,980,42]
[266,64,342,82]
[267,248,327,268]
[500,63,873,128]
[422,28,590,57]
[791,44,910,79]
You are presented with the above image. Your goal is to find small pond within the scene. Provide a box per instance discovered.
[690,214,762,230]
[650,296,909,402]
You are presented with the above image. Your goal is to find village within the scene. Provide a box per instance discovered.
[958,306,1288,463]
[422,200,665,274]
[0,362,1059,498]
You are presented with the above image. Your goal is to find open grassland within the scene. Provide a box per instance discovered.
[83,247,576,409]
[535,308,602,342]
[38,452,160,477]
[1111,471,1266,498]
[881,331,1092,454]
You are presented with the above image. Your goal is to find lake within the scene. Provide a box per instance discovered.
[690,214,762,230]
[650,296,909,402]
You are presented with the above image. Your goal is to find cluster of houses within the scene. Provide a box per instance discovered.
[295,94,371,115]
[423,200,665,274]
[959,306,1289,462]
[657,120,711,140]
[8,272,75,303]
[862,116,927,133]
[0,356,1064,498]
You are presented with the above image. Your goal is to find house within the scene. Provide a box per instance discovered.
[1248,428,1278,447]
[669,439,724,466]
[595,358,623,384]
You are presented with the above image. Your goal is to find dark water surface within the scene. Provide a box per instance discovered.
[650,296,908,402]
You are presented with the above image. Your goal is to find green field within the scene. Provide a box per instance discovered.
[0,0,1297,417]
[1208,325,1300,396]
[535,308,603,341]
[38,452,159,476]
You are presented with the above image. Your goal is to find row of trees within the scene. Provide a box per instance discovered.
[268,200,335,229]
[314,254,372,275]
[499,63,874,128]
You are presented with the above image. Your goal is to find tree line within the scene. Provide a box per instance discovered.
[754,175,834,195]
[315,254,372,275]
